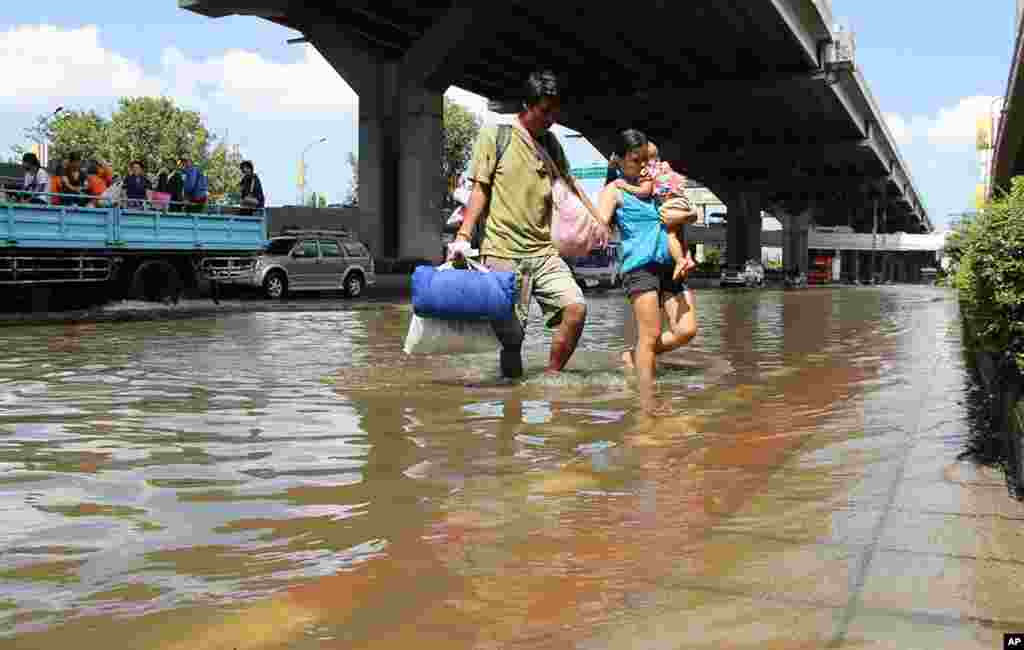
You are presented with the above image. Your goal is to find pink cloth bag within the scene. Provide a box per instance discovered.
[551,178,608,257]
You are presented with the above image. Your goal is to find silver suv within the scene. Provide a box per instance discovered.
[204,229,375,299]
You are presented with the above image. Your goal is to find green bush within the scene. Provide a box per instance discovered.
[953,176,1024,372]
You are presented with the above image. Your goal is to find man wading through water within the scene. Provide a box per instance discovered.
[449,70,597,379]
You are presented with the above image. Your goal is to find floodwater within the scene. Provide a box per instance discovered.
[1,286,1022,649]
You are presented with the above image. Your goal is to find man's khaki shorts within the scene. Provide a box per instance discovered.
[480,254,585,346]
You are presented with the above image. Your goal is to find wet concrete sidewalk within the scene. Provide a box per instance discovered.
[578,364,1024,647]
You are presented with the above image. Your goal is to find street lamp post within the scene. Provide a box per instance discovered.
[298,136,327,206]
[32,107,63,168]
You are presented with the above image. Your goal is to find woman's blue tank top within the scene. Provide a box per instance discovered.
[616,191,671,274]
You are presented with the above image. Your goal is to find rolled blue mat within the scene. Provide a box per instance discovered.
[411,264,516,321]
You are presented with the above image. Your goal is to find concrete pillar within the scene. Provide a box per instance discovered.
[726,193,762,267]
[780,208,812,274]
[396,86,444,260]
[314,42,444,261]
[726,213,743,267]
[358,71,443,260]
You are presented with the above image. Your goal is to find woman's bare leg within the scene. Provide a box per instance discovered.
[631,290,663,387]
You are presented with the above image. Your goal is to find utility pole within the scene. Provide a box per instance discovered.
[298,137,327,206]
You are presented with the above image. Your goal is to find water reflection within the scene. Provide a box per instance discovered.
[2,286,1022,649]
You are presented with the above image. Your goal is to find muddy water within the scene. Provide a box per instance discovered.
[0,286,1019,649]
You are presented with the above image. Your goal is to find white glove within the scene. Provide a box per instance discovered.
[446,238,473,262]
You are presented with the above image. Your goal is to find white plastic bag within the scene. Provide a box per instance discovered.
[99,180,123,207]
[403,312,500,355]
[446,205,465,228]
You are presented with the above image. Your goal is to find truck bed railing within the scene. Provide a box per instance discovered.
[0,190,267,252]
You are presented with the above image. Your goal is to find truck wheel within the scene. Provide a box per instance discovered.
[263,270,287,299]
[344,272,364,298]
[132,261,182,303]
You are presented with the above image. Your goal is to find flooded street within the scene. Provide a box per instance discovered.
[1,286,1022,649]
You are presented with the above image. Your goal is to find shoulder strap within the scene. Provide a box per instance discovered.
[494,124,512,171]
[474,124,512,249]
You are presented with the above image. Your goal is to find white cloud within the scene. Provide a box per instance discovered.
[161,45,358,116]
[884,95,1002,153]
[926,95,1001,147]
[0,25,163,106]
[884,112,910,146]
[0,24,360,119]
[0,23,505,125]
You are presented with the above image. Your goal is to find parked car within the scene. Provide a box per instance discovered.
[784,269,808,288]
[207,229,375,299]
[720,260,765,287]
[569,244,622,290]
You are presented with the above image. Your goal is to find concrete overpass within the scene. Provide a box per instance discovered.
[181,0,929,268]
[991,3,1024,197]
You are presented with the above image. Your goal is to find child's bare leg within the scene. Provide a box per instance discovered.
[667,228,694,282]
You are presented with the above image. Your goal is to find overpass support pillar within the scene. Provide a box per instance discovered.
[780,210,812,274]
[725,193,762,267]
[313,41,444,261]
[359,74,443,260]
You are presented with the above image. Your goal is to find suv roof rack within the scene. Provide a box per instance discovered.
[276,228,354,239]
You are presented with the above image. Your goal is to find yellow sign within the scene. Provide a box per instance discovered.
[976,114,992,151]
[975,183,987,209]
[297,159,305,187]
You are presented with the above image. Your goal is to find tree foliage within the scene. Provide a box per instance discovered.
[14,97,242,199]
[953,177,1024,372]
[345,152,358,207]
[442,98,480,203]
[206,142,244,199]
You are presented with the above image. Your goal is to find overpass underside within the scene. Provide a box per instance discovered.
[181,0,929,264]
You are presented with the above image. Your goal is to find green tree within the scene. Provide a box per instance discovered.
[15,97,234,188]
[953,177,1024,372]
[106,97,208,177]
[306,191,327,208]
[442,98,480,204]
[344,152,358,207]
[206,142,244,199]
[13,110,109,164]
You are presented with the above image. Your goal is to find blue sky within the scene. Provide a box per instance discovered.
[0,2,1015,228]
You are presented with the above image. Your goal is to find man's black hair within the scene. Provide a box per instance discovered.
[524,69,560,108]
[240,160,254,172]
[131,160,145,170]
[22,152,40,168]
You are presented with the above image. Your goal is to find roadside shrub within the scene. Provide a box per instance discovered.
[953,176,1024,373]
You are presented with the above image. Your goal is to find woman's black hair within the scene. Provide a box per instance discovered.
[614,129,648,158]
[22,153,40,168]
[524,69,560,108]
[240,160,254,172]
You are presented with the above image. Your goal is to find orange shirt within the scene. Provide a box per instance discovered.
[86,174,108,196]
[48,175,62,205]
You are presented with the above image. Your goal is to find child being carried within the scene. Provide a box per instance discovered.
[613,141,697,282]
